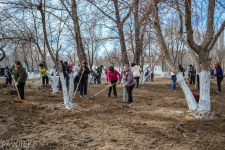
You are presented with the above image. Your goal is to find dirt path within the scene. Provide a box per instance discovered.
[0,77,225,150]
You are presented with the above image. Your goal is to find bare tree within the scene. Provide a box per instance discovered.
[185,0,225,112]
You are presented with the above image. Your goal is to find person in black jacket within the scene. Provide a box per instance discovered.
[5,66,12,85]
[78,61,90,98]
[211,62,223,93]
[96,65,103,85]
[189,64,195,85]
[179,65,185,76]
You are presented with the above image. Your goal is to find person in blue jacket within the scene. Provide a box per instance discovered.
[211,62,223,93]
[145,70,150,81]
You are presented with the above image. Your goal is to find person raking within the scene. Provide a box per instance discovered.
[107,66,121,98]
[122,64,135,105]
[10,60,28,101]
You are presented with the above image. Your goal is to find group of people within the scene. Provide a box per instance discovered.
[2,60,224,103]
[104,64,136,104]
[37,61,138,104]
[145,69,154,82]
[170,62,223,93]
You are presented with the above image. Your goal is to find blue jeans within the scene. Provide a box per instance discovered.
[58,77,61,90]
[172,75,177,89]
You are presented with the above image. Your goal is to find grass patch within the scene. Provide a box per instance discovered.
[210,82,217,86]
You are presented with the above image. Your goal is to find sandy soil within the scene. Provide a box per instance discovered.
[0,77,225,150]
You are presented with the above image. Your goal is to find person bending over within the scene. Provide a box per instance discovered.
[39,63,49,85]
[107,66,121,98]
[10,60,28,100]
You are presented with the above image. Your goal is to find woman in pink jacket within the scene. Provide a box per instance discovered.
[107,66,121,97]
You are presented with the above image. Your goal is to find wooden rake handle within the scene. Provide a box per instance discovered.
[93,82,117,97]
[13,78,21,99]
[73,71,84,96]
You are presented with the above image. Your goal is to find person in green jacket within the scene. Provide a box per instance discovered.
[10,60,28,100]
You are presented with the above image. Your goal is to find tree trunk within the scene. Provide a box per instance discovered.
[37,2,56,65]
[113,0,129,65]
[152,0,198,110]
[71,0,87,63]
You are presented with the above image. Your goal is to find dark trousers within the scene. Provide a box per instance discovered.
[42,76,49,85]
[108,80,117,97]
[189,75,195,85]
[98,74,101,84]
[65,75,69,88]
[6,76,12,85]
[94,76,99,84]
[151,73,154,82]
[126,84,135,103]
[80,78,88,95]
[197,75,200,90]
[17,82,25,100]
[217,78,223,92]
[134,77,140,88]
[74,76,80,92]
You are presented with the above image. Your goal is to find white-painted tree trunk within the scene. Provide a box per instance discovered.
[59,72,70,109]
[198,70,211,112]
[47,69,58,94]
[68,73,75,103]
[88,74,90,84]
[28,72,31,79]
[140,72,144,84]
[176,72,199,111]
[31,72,35,79]
[59,72,78,109]
[52,68,59,93]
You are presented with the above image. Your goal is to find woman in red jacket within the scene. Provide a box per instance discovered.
[107,66,121,97]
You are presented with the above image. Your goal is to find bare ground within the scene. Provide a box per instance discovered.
[0,77,225,150]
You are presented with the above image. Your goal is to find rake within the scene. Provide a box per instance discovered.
[13,78,26,102]
[90,82,117,100]
[27,73,47,88]
[73,71,84,99]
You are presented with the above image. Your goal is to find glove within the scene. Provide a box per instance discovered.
[11,75,14,78]
[15,82,19,87]
[110,84,112,87]
[117,81,120,84]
